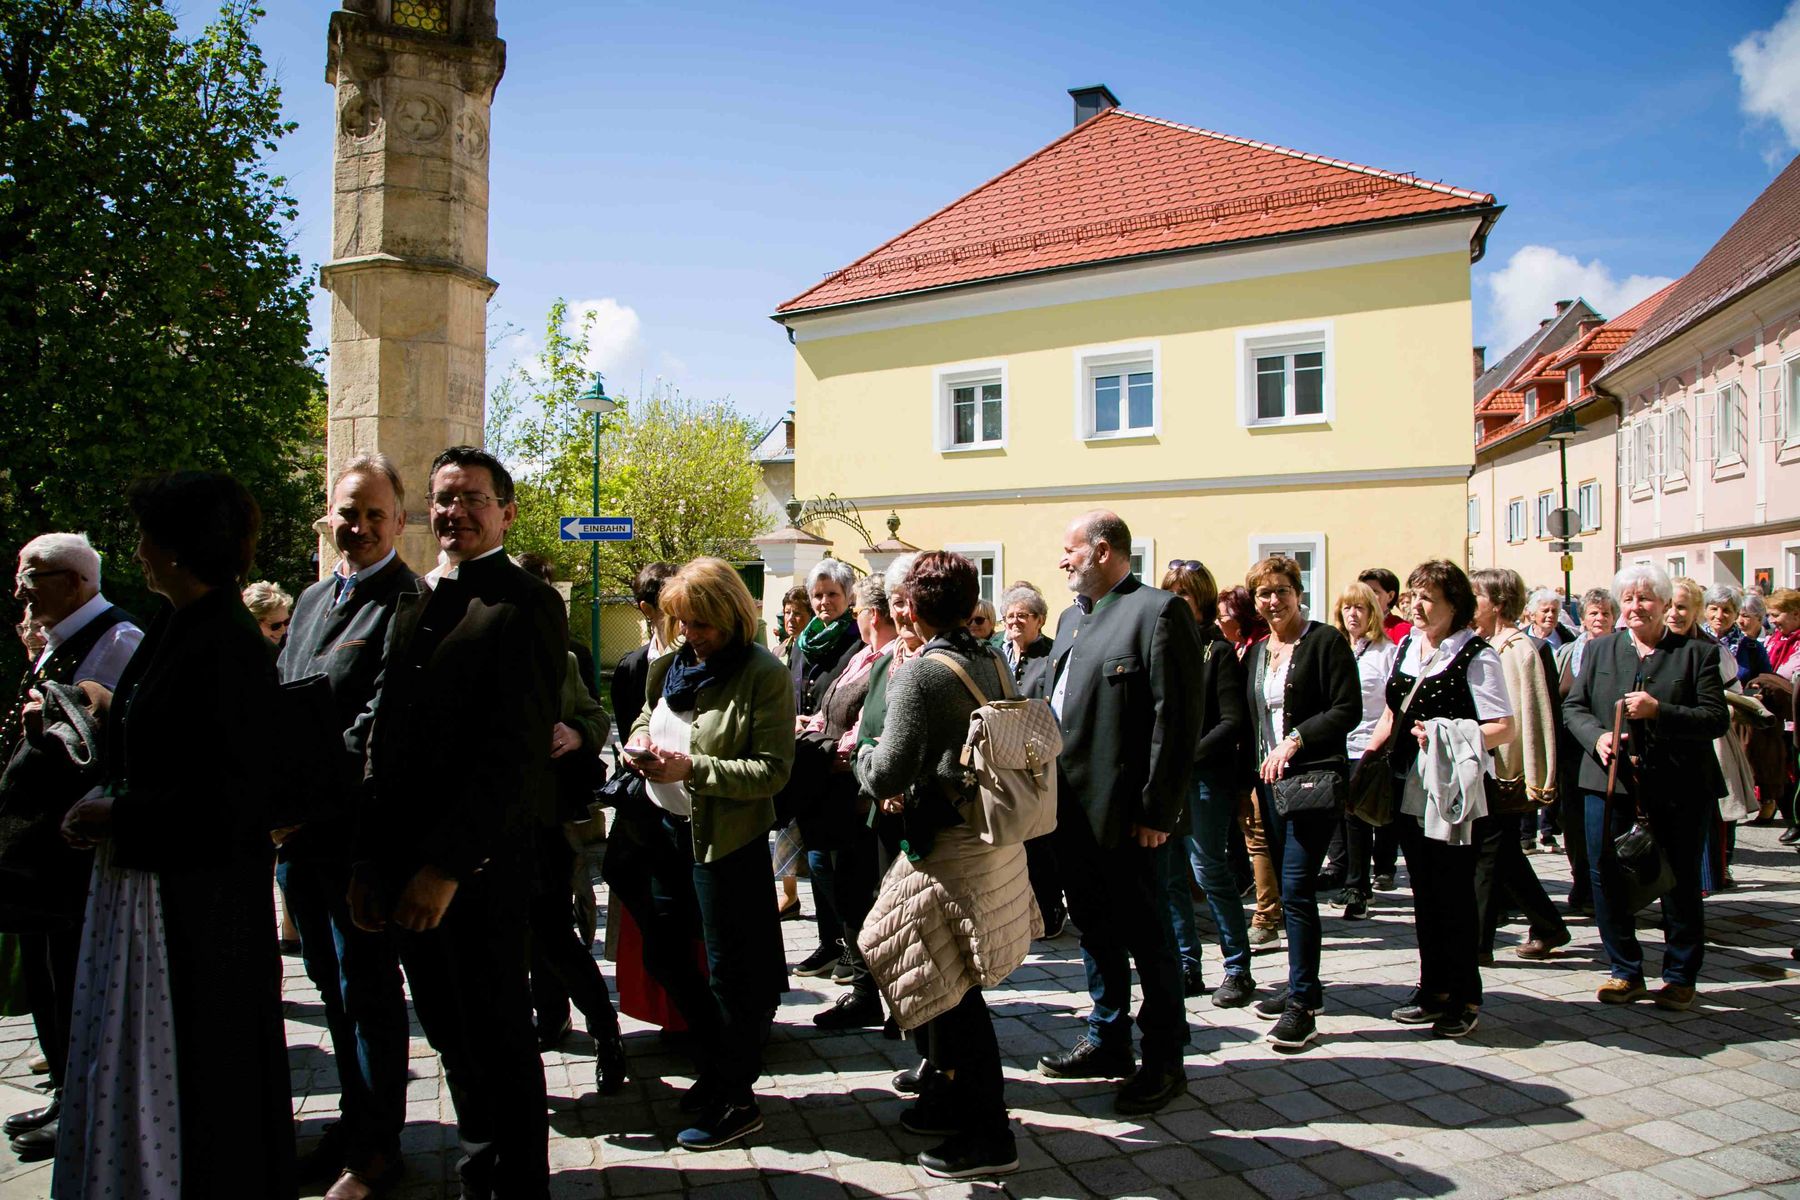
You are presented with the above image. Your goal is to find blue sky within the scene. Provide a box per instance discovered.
[201,0,1800,423]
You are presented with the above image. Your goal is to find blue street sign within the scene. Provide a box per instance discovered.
[560,516,634,542]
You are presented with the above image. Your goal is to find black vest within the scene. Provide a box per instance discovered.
[1385,633,1488,777]
[2,604,136,763]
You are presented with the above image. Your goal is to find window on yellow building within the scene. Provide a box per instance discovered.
[1506,499,1526,543]
[1237,323,1333,428]
[945,543,1001,604]
[934,362,1007,452]
[1467,497,1479,535]
[1075,343,1158,439]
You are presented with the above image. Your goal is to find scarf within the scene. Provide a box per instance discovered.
[795,612,854,663]
[662,639,750,714]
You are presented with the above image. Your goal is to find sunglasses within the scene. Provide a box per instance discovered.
[267,619,291,633]
[1166,559,1204,573]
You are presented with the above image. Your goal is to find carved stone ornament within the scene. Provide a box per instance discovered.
[339,82,381,139]
[392,92,448,143]
[454,111,488,159]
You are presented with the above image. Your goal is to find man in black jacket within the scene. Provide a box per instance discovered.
[275,454,417,1195]
[1037,510,1201,1116]
[354,446,567,1200]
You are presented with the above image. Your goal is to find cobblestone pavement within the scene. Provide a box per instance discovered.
[4,827,1800,1198]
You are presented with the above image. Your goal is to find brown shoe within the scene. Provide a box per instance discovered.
[1597,978,1647,1004]
[1516,929,1573,960]
[1652,984,1696,1012]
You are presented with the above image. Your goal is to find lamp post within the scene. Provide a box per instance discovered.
[1541,408,1583,619]
[574,372,619,699]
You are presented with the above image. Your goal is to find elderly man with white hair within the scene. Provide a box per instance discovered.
[3,532,142,1161]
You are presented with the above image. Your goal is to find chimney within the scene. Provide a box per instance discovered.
[1473,346,1486,378]
[1577,318,1604,336]
[1068,85,1120,128]
[1554,299,1574,313]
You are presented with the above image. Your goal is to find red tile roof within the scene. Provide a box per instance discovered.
[775,109,1497,315]
[1599,156,1800,380]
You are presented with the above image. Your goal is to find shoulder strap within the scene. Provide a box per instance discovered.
[923,650,991,707]
[987,647,1018,699]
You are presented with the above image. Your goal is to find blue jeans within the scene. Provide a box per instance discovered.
[1257,784,1335,1009]
[693,833,788,1104]
[278,857,409,1162]
[806,848,841,953]
[1583,792,1707,986]
[1164,768,1252,980]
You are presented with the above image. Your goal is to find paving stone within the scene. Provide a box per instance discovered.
[1647,1155,1760,1197]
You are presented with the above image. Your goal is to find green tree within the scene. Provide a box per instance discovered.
[0,0,325,632]
[486,298,774,649]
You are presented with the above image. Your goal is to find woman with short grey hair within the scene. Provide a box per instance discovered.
[1523,588,1572,648]
[1704,584,1772,685]
[1739,590,1769,639]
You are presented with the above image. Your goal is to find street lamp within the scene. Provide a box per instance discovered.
[1540,408,1583,618]
[574,372,619,699]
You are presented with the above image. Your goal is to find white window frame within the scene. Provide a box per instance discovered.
[1576,481,1601,533]
[1567,364,1582,401]
[1535,490,1555,539]
[944,542,1003,606]
[932,361,1009,453]
[1506,499,1527,544]
[1713,382,1746,466]
[1523,388,1538,422]
[1756,361,1786,446]
[1784,539,1800,588]
[1467,496,1480,535]
[1073,341,1160,441]
[1247,532,1326,615]
[1667,555,1687,580]
[1129,538,1156,583]
[1785,353,1800,449]
[1632,420,1657,490]
[1663,406,1689,480]
[1236,321,1335,429]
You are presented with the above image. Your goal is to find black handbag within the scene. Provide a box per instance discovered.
[0,682,102,933]
[1272,769,1342,818]
[1348,748,1396,827]
[1604,698,1675,912]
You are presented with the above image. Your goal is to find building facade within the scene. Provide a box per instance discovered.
[772,90,1500,612]
[1599,157,1800,593]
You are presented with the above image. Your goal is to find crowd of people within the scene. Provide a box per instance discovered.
[4,448,1799,1196]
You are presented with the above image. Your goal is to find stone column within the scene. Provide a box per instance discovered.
[754,525,832,647]
[320,0,505,574]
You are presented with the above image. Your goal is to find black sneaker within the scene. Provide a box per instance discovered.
[1267,1005,1317,1051]
[1343,894,1370,921]
[917,1131,1019,1179]
[1253,988,1291,1020]
[677,1101,763,1151]
[1432,1007,1480,1039]
[1037,1035,1135,1079]
[1040,905,1067,939]
[792,945,838,977]
[1373,873,1395,892]
[1333,888,1355,908]
[1212,974,1256,1009]
[1181,960,1209,998]
[1391,994,1450,1025]
[898,1088,962,1137]
[813,990,883,1030]
[1115,1061,1186,1115]
[1780,826,1800,846]
[830,948,857,986]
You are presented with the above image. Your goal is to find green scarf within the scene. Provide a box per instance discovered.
[796,612,854,662]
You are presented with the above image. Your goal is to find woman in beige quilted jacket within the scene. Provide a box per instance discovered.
[854,551,1039,1182]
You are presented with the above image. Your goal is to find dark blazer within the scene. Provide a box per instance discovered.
[1563,628,1729,800]
[1006,634,1055,699]
[790,617,859,717]
[1050,575,1203,847]
[611,642,652,744]
[105,587,296,1198]
[360,550,568,889]
[1242,620,1361,783]
[276,554,417,858]
[1193,622,1247,772]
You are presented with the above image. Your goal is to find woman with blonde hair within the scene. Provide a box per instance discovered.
[241,580,293,648]
[1331,580,1397,920]
[626,557,796,1151]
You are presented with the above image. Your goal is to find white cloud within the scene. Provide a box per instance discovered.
[566,297,644,380]
[1482,245,1674,353]
[1733,1,1800,154]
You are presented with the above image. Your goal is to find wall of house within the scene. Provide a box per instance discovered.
[787,238,1477,610]
[1467,414,1618,597]
[1613,273,1800,591]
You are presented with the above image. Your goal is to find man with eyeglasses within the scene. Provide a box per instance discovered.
[353,445,566,1200]
[274,453,417,1199]
[3,533,141,1161]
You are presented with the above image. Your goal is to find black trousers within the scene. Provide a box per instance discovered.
[829,819,882,999]
[913,987,1008,1137]
[1055,805,1189,1065]
[527,824,620,1038]
[1344,813,1400,897]
[1396,814,1482,1009]
[393,873,548,1199]
[1023,832,1063,920]
[691,831,786,1104]
[1473,813,1568,953]
[20,926,80,1091]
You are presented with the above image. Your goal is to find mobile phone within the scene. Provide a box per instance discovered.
[622,745,658,764]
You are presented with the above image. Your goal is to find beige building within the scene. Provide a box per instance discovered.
[1467,291,1670,597]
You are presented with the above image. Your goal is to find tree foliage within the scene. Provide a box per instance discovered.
[0,0,325,631]
[486,299,774,646]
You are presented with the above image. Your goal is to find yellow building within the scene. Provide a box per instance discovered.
[770,88,1501,615]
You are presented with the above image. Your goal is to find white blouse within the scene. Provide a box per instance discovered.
[1348,638,1398,759]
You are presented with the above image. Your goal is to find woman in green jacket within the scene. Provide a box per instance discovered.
[626,558,795,1152]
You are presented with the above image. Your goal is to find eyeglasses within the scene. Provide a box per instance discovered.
[1167,559,1204,573]
[14,568,75,590]
[266,619,291,633]
[429,491,498,512]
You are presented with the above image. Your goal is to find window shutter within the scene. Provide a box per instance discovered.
[1649,414,1664,479]
[1697,398,1714,463]
[1618,423,1633,487]
[1758,365,1784,444]
[1735,385,1750,454]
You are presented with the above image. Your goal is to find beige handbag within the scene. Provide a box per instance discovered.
[924,649,1062,846]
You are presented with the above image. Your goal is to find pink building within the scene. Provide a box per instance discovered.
[1599,157,1800,593]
